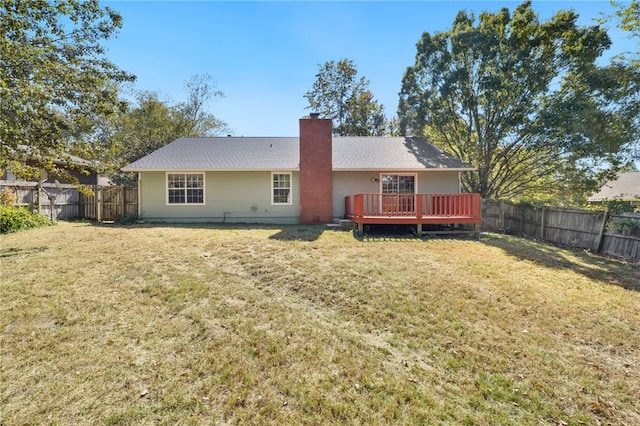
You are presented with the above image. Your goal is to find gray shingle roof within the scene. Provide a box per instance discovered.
[333,137,471,170]
[122,137,298,171]
[122,136,474,172]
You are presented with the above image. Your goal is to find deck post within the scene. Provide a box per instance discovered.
[415,194,422,219]
[417,223,422,235]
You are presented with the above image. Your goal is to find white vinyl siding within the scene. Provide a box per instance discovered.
[139,171,299,223]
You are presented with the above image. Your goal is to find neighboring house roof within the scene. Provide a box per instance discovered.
[98,176,115,186]
[12,144,96,168]
[588,172,640,201]
[122,136,474,172]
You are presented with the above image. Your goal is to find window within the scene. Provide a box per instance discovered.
[272,173,291,205]
[167,173,204,205]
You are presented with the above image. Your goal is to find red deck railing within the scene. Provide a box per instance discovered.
[345,193,481,225]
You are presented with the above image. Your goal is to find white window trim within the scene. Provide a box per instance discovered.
[379,173,418,193]
[165,172,206,206]
[271,172,292,205]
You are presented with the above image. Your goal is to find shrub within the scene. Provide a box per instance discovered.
[604,199,634,214]
[607,217,640,235]
[0,188,16,206]
[114,215,137,225]
[0,206,52,234]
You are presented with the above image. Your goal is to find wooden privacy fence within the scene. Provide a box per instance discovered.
[79,185,138,221]
[482,200,640,262]
[1,182,138,222]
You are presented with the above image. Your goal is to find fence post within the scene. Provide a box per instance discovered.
[121,186,126,218]
[36,183,43,214]
[96,185,102,222]
[593,209,609,254]
[78,189,84,219]
[540,207,546,241]
[519,205,525,235]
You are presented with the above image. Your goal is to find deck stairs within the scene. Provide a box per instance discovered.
[326,217,354,231]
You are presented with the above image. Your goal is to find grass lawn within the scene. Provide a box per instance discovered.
[1,222,638,425]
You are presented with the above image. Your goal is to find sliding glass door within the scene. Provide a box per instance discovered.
[381,174,416,214]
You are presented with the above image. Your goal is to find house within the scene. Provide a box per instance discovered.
[122,115,481,233]
[588,172,640,210]
[1,145,99,186]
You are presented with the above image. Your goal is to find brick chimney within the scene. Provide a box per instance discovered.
[299,114,333,224]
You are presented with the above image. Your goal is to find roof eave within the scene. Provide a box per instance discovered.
[123,167,475,172]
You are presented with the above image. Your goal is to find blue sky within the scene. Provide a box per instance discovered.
[103,1,635,137]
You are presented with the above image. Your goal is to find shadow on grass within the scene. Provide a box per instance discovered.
[86,220,327,242]
[268,226,325,242]
[480,232,640,292]
[0,246,47,258]
[353,224,479,243]
[353,224,420,242]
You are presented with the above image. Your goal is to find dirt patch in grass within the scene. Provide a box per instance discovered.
[1,222,639,424]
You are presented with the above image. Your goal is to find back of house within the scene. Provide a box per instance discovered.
[122,116,478,226]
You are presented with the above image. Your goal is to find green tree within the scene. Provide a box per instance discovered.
[611,0,639,37]
[304,59,386,136]
[601,1,639,66]
[0,0,135,180]
[109,74,228,185]
[173,73,227,137]
[539,62,640,201]
[398,1,638,201]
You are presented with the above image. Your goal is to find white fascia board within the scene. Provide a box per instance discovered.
[122,168,299,172]
[332,167,476,172]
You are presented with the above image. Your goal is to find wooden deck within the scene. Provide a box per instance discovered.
[345,193,481,235]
